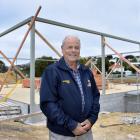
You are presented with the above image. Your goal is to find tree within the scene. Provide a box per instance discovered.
[96,57,110,74]
[0,60,7,73]
[123,55,137,73]
[125,55,137,62]
[35,56,56,77]
[79,57,88,65]
[114,57,119,62]
[107,55,113,60]
[123,62,136,73]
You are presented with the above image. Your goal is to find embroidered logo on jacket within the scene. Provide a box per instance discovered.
[87,80,91,87]
[62,80,70,84]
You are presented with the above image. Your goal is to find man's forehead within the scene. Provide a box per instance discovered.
[62,36,81,48]
[66,40,80,44]
[64,38,80,45]
[65,38,79,42]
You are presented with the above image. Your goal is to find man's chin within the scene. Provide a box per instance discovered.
[68,58,78,62]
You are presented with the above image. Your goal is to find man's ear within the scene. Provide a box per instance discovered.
[61,46,64,54]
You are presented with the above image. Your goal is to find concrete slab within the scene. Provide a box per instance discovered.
[100,83,139,94]
[0,83,140,105]
[0,84,39,104]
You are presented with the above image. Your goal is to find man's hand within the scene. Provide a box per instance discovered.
[81,119,92,131]
[72,123,87,136]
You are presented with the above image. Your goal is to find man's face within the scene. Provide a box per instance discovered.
[62,38,80,63]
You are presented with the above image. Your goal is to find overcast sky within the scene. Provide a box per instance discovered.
[0,0,140,65]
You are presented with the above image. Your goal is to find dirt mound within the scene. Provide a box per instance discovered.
[0,72,20,84]
[93,112,140,140]
[0,113,140,140]
[0,121,48,140]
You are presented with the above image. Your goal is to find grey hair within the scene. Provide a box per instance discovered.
[61,35,80,48]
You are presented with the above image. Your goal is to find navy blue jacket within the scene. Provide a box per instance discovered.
[40,57,100,136]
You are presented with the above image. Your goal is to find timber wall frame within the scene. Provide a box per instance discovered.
[0,16,140,115]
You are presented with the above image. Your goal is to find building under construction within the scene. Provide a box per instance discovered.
[0,6,140,140]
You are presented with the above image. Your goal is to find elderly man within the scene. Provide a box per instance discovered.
[40,35,100,140]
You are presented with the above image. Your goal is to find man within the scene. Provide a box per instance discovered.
[40,35,100,140]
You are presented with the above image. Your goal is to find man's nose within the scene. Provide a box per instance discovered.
[72,47,76,51]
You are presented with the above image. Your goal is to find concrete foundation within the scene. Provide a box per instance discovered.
[100,91,140,113]
[1,90,140,123]
[124,90,140,112]
[100,92,126,112]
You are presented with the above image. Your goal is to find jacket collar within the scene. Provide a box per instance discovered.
[56,57,88,71]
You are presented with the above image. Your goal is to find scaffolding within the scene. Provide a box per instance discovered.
[0,6,140,121]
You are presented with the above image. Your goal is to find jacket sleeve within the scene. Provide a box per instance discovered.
[88,70,100,125]
[40,67,77,131]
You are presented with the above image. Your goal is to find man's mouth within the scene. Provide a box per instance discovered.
[69,54,77,57]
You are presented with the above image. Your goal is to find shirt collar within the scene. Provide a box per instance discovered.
[64,59,80,72]
[56,57,88,71]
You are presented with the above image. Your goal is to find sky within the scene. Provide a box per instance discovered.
[0,0,140,65]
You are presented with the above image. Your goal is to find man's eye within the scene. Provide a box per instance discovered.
[67,46,80,49]
[69,46,73,49]
[75,46,80,49]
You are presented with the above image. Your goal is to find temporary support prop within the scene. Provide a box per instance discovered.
[0,6,41,92]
